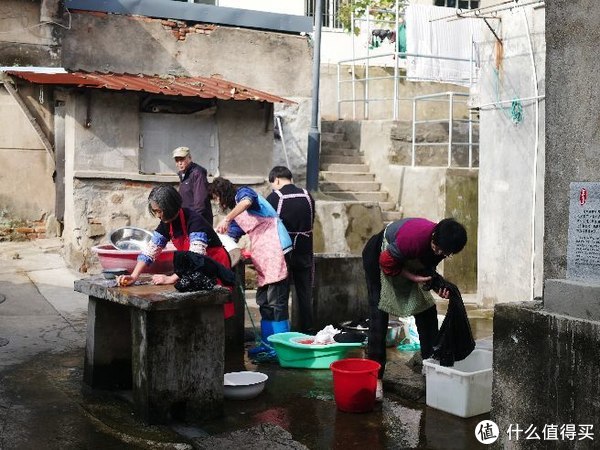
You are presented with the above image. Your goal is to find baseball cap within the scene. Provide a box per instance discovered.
[172,146,190,158]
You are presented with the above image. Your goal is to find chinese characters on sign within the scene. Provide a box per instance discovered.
[567,182,600,281]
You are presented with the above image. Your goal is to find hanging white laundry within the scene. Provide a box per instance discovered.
[405,5,482,86]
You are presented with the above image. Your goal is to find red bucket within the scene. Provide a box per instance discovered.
[330,358,381,413]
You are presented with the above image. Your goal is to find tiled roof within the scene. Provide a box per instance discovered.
[5,71,293,104]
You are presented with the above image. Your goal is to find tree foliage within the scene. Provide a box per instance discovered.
[338,0,407,35]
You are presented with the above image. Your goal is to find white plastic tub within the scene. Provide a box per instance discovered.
[423,349,493,418]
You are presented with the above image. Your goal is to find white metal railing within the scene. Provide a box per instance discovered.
[411,91,479,168]
[336,51,475,121]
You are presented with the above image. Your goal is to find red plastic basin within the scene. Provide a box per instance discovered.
[91,244,176,274]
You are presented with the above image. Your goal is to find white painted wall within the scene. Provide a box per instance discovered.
[475,5,545,305]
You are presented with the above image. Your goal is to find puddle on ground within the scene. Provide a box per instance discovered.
[2,316,493,449]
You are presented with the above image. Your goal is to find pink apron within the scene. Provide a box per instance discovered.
[234,211,288,287]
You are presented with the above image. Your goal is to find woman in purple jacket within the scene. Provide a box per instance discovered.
[362,217,467,401]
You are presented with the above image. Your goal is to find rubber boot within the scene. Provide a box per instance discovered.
[248,320,276,357]
[271,319,290,335]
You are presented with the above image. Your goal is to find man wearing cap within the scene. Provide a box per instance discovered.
[172,146,213,225]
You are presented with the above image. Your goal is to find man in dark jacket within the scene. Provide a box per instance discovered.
[173,146,213,225]
[266,166,315,334]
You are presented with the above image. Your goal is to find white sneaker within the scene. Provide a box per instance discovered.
[375,379,383,402]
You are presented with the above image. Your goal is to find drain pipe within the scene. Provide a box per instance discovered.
[306,0,324,192]
[520,3,541,301]
[275,114,291,169]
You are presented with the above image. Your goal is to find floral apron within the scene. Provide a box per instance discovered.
[233,210,288,287]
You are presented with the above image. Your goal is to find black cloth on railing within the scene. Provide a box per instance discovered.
[422,271,475,367]
[173,251,236,292]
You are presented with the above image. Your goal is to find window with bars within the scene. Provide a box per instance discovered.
[435,0,480,8]
[306,0,343,30]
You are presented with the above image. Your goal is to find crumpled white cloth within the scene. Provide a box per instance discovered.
[313,325,341,345]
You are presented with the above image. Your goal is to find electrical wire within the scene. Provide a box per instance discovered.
[0,9,72,34]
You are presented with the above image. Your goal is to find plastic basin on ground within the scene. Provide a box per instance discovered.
[223,371,268,400]
[91,244,176,274]
[267,332,363,369]
[330,358,381,413]
[423,349,493,418]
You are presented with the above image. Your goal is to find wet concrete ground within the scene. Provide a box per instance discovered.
[0,239,493,449]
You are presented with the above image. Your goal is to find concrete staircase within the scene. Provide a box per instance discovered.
[319,121,403,224]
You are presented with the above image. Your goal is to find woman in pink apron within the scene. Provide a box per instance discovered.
[210,177,292,354]
[116,185,234,318]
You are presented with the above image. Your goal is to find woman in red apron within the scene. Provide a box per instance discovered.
[116,185,234,318]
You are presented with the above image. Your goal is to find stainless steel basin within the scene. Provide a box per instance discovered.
[110,227,153,251]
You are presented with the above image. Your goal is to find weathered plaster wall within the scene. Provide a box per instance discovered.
[216,100,274,178]
[61,12,312,99]
[313,201,383,255]
[0,88,54,219]
[0,0,62,67]
[73,91,140,173]
[493,302,600,449]
[477,6,546,305]
[544,1,599,280]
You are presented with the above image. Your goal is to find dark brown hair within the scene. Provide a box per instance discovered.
[209,177,237,210]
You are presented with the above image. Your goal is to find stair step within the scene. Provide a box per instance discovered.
[321,191,389,202]
[320,163,370,172]
[321,139,357,150]
[378,201,397,211]
[320,155,364,164]
[321,132,347,142]
[320,181,381,192]
[382,210,404,222]
[320,146,359,156]
[320,171,375,182]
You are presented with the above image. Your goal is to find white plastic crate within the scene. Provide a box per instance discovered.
[423,349,493,418]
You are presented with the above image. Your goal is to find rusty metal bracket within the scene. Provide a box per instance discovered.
[483,18,503,46]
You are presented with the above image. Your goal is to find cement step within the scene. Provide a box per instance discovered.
[320,171,375,182]
[320,181,381,192]
[321,120,359,134]
[321,132,348,142]
[320,155,364,164]
[321,139,357,150]
[382,210,404,222]
[320,146,360,157]
[378,201,397,211]
[320,163,370,172]
[321,191,389,202]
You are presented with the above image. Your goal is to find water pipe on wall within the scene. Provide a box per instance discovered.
[519,2,542,301]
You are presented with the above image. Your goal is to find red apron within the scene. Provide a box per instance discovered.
[170,209,235,319]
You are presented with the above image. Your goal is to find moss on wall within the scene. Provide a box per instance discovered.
[444,169,478,293]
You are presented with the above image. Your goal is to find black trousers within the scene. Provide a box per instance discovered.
[256,278,290,322]
[362,230,439,379]
[289,252,314,333]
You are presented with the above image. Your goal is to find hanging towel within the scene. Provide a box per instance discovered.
[405,4,482,86]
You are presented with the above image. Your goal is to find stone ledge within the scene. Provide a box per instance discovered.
[73,170,265,185]
[543,278,600,321]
